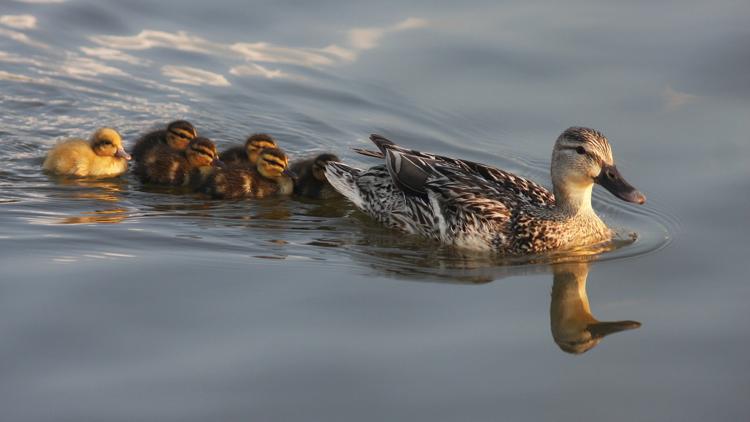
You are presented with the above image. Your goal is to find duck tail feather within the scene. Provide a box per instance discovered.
[323,161,365,208]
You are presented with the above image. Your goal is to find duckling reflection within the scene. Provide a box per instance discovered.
[551,262,641,354]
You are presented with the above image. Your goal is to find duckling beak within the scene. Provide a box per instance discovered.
[595,164,646,204]
[213,158,227,168]
[115,147,132,161]
[283,168,298,179]
[587,320,642,339]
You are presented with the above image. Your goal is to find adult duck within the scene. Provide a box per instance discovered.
[324,127,645,254]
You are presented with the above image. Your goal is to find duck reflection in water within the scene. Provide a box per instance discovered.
[551,262,641,354]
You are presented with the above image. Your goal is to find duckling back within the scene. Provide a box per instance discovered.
[43,135,129,178]
[131,129,168,162]
[201,165,292,199]
[135,145,203,187]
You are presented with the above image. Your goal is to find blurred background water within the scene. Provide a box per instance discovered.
[1,0,749,421]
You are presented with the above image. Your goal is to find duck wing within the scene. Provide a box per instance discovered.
[373,134,554,208]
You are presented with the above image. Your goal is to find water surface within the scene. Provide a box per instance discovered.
[1,0,749,421]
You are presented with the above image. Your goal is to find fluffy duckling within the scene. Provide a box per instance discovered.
[201,147,295,199]
[43,127,131,177]
[131,120,197,162]
[289,153,342,199]
[219,133,277,166]
[135,137,223,187]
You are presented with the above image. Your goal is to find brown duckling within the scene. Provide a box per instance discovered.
[201,147,295,199]
[219,133,277,166]
[135,137,223,187]
[289,153,342,199]
[43,127,131,177]
[131,120,197,162]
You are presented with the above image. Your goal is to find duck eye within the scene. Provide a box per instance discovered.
[575,146,586,155]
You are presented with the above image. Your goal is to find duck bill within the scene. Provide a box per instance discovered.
[115,147,132,161]
[587,320,642,339]
[212,158,227,168]
[595,164,646,204]
[283,168,298,179]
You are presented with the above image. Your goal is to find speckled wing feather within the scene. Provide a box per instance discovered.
[359,134,555,208]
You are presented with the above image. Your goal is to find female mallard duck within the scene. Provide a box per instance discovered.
[201,147,295,199]
[135,137,223,187]
[219,133,277,166]
[289,153,341,199]
[131,120,197,162]
[42,127,131,177]
[324,127,646,254]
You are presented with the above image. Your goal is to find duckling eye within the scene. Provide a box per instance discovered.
[576,146,586,155]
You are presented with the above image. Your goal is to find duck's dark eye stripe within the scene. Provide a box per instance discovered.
[264,158,286,167]
[170,130,192,140]
[96,141,114,147]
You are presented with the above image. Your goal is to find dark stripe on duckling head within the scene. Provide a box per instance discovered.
[167,120,197,137]
[245,133,276,148]
[189,137,217,156]
[259,147,288,162]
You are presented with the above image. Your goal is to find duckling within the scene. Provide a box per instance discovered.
[551,262,641,354]
[201,147,295,199]
[43,127,131,177]
[219,133,277,166]
[131,120,197,162]
[135,137,223,187]
[289,153,342,199]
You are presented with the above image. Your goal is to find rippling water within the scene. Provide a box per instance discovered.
[1,1,748,421]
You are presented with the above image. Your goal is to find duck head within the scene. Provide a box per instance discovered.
[257,147,295,179]
[551,127,645,211]
[312,153,340,182]
[165,120,197,151]
[245,133,277,164]
[186,137,223,168]
[90,127,130,160]
[551,262,641,354]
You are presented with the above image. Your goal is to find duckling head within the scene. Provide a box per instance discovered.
[166,120,198,151]
[551,127,645,210]
[186,137,223,168]
[245,133,277,164]
[90,127,131,160]
[311,153,340,182]
[257,147,295,179]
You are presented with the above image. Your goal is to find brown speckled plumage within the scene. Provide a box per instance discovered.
[135,137,218,187]
[324,128,645,254]
[219,133,277,166]
[131,120,197,162]
[201,147,293,199]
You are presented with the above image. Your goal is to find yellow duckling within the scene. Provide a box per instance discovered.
[131,120,198,162]
[201,147,295,199]
[42,127,131,177]
[289,153,342,199]
[219,133,277,166]
[135,137,223,187]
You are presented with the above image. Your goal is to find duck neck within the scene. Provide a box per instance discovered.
[553,183,596,218]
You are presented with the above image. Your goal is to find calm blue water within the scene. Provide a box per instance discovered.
[1,0,749,421]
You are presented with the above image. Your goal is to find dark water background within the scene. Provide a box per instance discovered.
[1,0,749,421]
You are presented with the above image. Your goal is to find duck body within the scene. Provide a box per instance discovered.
[135,137,221,187]
[201,165,293,199]
[324,128,645,254]
[131,120,197,163]
[201,147,294,199]
[290,153,341,199]
[43,128,130,178]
